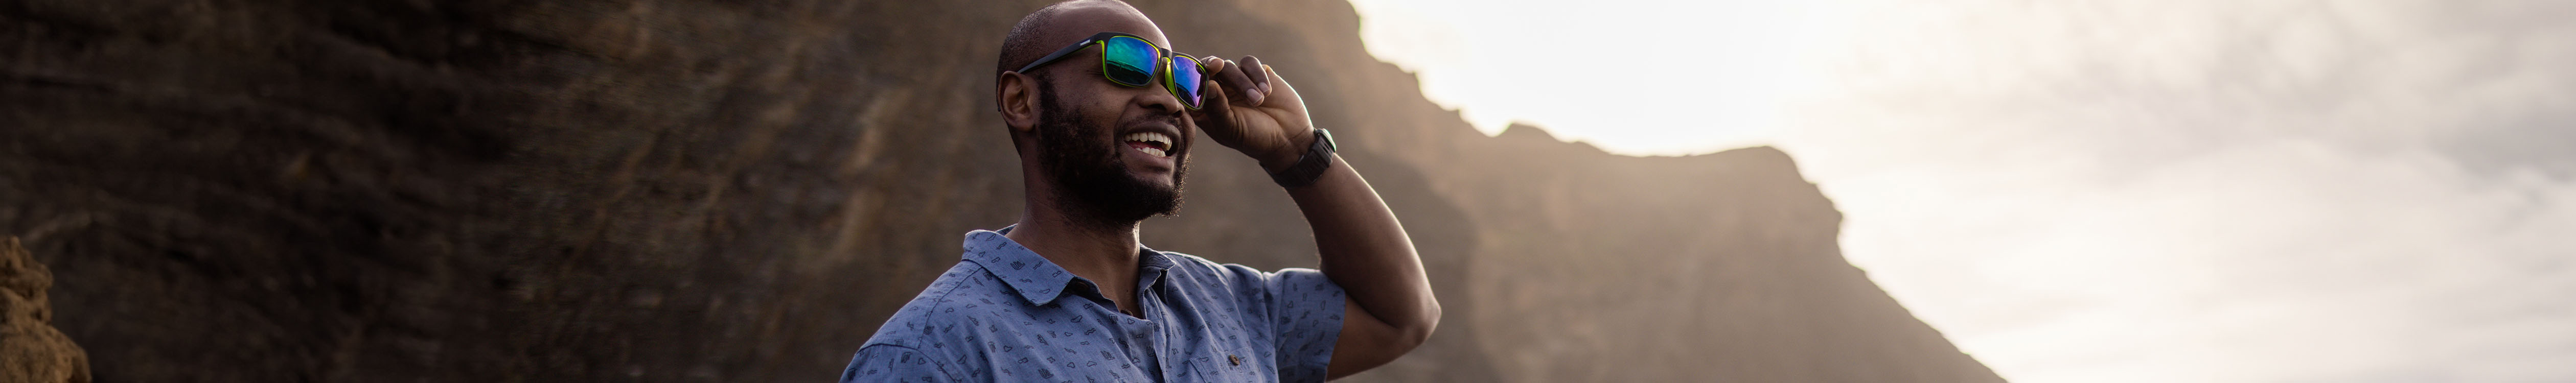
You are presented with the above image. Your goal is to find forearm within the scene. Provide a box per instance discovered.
[1285,154,1440,334]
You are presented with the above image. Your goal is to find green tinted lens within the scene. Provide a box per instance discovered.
[1100,36,1157,86]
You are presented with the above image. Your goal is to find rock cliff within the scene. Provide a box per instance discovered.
[1,237,89,383]
[0,0,2001,381]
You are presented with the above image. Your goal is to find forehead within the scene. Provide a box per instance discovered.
[1046,4,1171,49]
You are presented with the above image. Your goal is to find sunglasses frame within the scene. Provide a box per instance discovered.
[1015,32,1206,110]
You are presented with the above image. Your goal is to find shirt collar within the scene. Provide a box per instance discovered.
[962,227,1079,305]
[1136,243,1175,291]
[962,226,1181,305]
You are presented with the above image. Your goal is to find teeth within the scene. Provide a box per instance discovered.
[1121,132,1175,152]
[1137,147,1165,157]
[1123,132,1175,150]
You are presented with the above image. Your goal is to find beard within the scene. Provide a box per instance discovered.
[1033,78,1186,228]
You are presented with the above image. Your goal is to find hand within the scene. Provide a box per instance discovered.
[1190,55,1315,173]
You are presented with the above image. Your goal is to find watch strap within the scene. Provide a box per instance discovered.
[1269,129,1336,187]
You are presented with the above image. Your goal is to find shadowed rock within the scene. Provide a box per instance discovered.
[0,0,2001,381]
[1,237,90,383]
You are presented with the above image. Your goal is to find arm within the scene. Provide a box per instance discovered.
[1189,55,1440,379]
[1289,153,1440,379]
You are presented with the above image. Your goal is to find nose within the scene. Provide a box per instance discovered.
[1136,78,1186,115]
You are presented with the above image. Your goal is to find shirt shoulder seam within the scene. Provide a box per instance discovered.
[871,263,987,348]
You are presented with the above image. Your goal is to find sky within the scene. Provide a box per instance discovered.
[1348,0,2576,382]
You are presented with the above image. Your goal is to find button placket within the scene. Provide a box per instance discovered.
[1145,288,1185,381]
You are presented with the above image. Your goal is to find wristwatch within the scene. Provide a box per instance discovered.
[1269,128,1337,187]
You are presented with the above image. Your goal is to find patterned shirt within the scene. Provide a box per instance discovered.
[839,227,1348,382]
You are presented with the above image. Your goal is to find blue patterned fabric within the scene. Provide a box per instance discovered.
[840,227,1347,382]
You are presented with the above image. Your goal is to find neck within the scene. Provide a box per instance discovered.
[1007,189,1144,296]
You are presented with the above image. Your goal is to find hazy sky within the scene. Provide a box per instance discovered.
[1350,1,2576,381]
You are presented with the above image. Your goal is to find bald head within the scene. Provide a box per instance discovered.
[996,0,1172,76]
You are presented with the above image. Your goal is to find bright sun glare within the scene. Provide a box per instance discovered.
[1351,1,2576,382]
[1347,0,1856,156]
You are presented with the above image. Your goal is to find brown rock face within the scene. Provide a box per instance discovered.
[0,0,2002,381]
[1,237,90,383]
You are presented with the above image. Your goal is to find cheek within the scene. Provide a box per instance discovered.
[1072,80,1129,109]
[1184,127,1199,151]
[1067,95,1126,128]
[1074,80,1161,119]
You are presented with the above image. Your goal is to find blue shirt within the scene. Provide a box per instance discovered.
[840,228,1348,382]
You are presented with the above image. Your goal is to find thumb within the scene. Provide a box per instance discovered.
[1189,56,1231,123]
[1192,76,1239,136]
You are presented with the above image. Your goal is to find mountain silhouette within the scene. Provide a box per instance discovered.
[0,0,2003,381]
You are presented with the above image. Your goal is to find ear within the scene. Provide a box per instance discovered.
[998,71,1041,135]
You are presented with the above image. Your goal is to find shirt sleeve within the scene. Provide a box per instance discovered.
[840,344,960,383]
[1263,267,1348,383]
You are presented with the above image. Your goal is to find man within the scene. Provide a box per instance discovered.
[837,1,1439,382]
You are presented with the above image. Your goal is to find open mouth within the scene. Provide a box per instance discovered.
[1122,131,1175,157]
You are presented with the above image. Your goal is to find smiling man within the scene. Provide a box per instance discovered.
[835,1,1439,382]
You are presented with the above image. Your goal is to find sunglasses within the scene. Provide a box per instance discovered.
[1015,32,1207,110]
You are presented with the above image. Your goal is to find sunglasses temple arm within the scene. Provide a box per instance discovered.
[1016,38,1097,74]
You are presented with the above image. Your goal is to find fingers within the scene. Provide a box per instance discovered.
[1194,77,1234,128]
[1207,55,1266,107]
[1194,54,1227,77]
[1252,63,1300,117]
[1256,63,1288,98]
[1238,55,1271,96]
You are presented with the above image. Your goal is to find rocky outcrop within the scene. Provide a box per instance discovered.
[1,237,89,383]
[0,0,2000,381]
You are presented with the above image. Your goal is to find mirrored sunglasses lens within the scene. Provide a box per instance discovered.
[1101,37,1156,86]
[1169,55,1203,107]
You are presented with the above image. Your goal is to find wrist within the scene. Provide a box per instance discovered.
[1258,129,1316,173]
[1259,155,1297,174]
[1266,128,1337,187]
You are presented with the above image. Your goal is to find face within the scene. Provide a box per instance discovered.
[1028,52,1194,225]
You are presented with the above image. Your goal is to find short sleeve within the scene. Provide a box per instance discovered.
[840,344,960,383]
[1264,268,1347,383]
